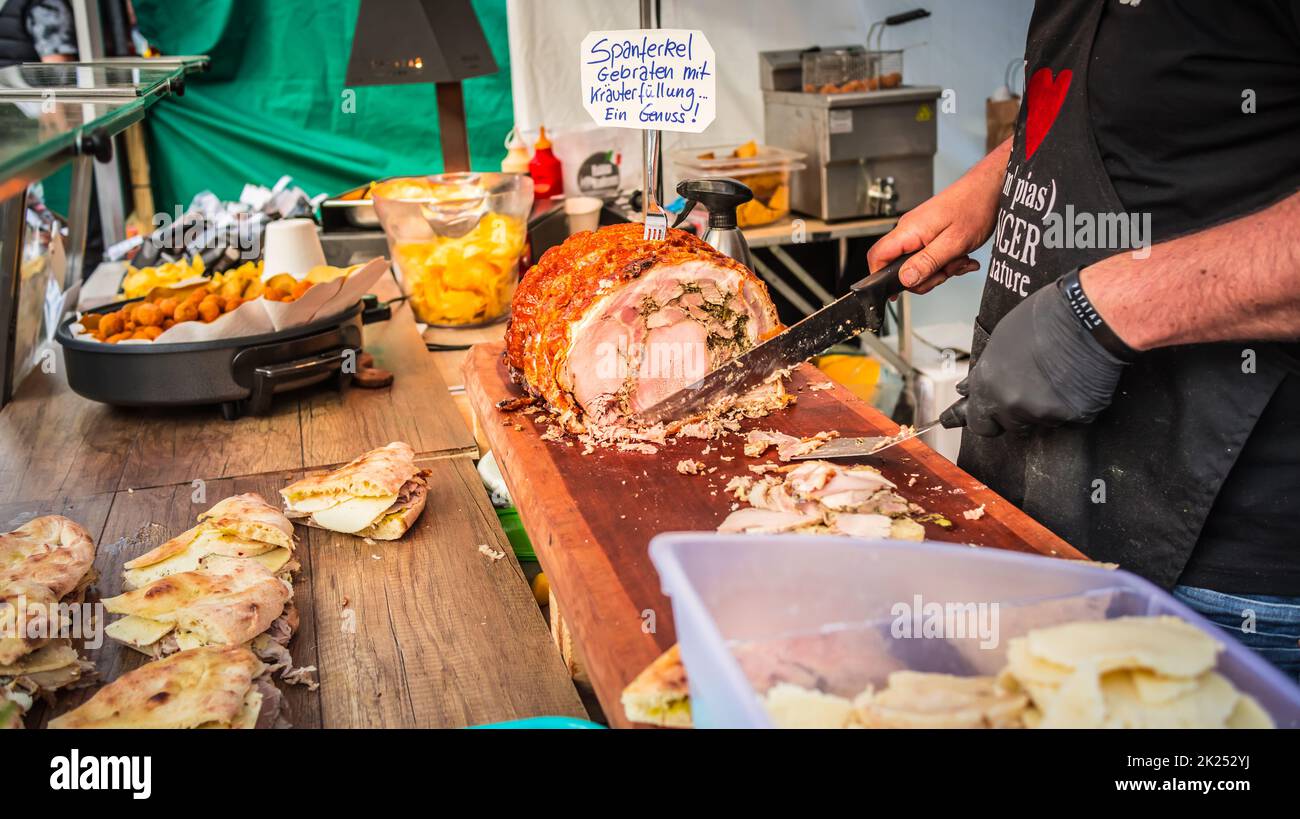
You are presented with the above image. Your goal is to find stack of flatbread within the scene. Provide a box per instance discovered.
[280,442,429,539]
[998,616,1274,729]
[50,646,286,729]
[0,516,98,728]
[104,493,314,689]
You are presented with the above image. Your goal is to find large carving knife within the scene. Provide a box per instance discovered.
[638,252,917,425]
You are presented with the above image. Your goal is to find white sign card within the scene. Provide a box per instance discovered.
[580,29,716,134]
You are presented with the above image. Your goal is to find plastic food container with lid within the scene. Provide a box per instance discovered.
[371,172,533,327]
[671,143,806,228]
[650,533,1300,729]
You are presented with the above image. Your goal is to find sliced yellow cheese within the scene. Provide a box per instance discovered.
[286,492,347,514]
[105,615,175,649]
[230,688,263,729]
[123,529,277,588]
[0,642,80,675]
[310,494,397,534]
[123,549,203,589]
[198,529,277,559]
[174,630,205,652]
[249,547,293,574]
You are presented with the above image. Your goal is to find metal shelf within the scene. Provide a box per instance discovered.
[0,58,202,406]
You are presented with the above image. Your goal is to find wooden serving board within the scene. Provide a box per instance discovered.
[464,341,1085,727]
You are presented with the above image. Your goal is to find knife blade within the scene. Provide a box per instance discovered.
[788,419,941,460]
[789,398,971,460]
[637,251,916,425]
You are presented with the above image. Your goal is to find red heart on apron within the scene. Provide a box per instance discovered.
[1024,67,1072,160]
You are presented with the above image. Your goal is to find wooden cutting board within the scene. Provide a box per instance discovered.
[464,341,1085,727]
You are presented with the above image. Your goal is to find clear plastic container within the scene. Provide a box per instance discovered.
[371,172,533,327]
[671,143,806,228]
[650,534,1300,729]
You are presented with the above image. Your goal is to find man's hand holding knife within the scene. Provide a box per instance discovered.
[870,138,1134,438]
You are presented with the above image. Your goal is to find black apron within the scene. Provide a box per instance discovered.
[958,0,1289,587]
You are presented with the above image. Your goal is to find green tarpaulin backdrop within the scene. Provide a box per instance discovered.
[131,0,513,212]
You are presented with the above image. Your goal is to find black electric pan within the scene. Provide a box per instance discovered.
[55,295,392,420]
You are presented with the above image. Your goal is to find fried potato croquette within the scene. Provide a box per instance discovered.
[266,273,298,293]
[132,302,165,327]
[94,259,352,343]
[198,296,222,323]
[174,302,199,323]
[97,312,124,338]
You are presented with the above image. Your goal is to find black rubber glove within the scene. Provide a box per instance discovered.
[943,277,1129,437]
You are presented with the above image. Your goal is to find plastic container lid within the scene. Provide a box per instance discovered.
[651,533,1300,729]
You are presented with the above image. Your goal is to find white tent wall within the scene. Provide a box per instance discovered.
[505,0,1033,328]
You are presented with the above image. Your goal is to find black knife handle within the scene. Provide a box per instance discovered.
[885,9,931,26]
[850,250,917,297]
[940,397,968,428]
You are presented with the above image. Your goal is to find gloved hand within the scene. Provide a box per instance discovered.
[942,278,1129,437]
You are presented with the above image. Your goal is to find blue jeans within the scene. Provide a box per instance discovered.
[1172,585,1300,684]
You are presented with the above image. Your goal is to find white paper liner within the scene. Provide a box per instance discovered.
[71,257,389,346]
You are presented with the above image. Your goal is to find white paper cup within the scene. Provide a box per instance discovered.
[262,218,326,280]
[564,196,603,235]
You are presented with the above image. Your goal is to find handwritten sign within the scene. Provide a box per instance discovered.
[580,29,715,134]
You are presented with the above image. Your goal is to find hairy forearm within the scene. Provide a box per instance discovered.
[1081,190,1300,350]
[974,137,1013,198]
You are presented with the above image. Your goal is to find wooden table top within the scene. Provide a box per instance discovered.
[2,280,584,728]
[464,341,1083,728]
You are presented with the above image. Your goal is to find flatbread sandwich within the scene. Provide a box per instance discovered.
[280,442,429,539]
[621,643,692,728]
[105,555,292,660]
[50,645,287,729]
[123,493,296,589]
[1,516,98,727]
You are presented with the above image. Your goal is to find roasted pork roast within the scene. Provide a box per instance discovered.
[506,224,783,430]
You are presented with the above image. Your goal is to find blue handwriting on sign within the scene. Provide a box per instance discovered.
[584,32,712,126]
